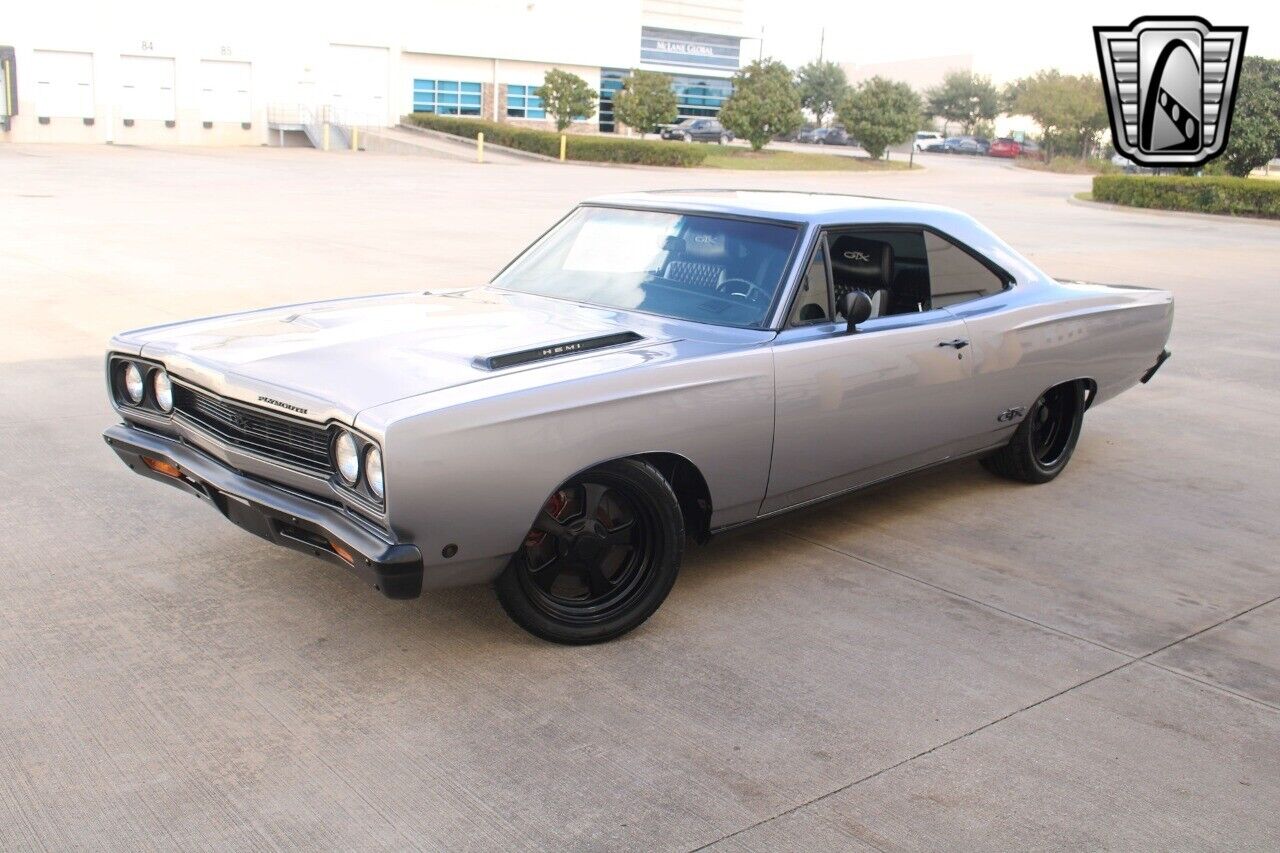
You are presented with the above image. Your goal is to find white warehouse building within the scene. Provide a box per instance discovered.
[1,0,745,146]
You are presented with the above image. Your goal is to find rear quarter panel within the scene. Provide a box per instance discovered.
[950,278,1174,447]
[358,339,775,588]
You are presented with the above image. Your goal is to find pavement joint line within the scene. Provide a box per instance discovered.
[685,536,1280,851]
[787,531,1280,711]
[688,657,1140,852]
[785,531,1136,658]
[1138,659,1280,713]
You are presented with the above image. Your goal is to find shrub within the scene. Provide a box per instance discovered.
[1092,175,1280,218]
[718,59,803,151]
[612,69,677,137]
[401,113,710,167]
[536,69,597,132]
[838,77,920,160]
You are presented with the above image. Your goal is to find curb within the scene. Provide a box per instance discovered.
[394,123,559,163]
[1066,193,1280,227]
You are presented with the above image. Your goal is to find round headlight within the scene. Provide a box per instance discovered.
[153,370,174,413]
[365,445,384,500]
[334,431,360,484]
[123,362,145,403]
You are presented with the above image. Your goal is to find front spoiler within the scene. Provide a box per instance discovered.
[102,424,423,599]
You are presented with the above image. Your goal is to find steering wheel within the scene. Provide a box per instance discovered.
[715,278,770,305]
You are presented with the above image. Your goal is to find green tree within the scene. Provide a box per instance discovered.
[925,71,998,135]
[1007,70,1109,158]
[1217,56,1280,177]
[838,77,921,159]
[795,60,849,127]
[612,69,677,138]
[536,69,597,132]
[718,59,803,151]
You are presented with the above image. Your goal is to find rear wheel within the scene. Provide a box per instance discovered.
[982,382,1085,483]
[495,459,684,644]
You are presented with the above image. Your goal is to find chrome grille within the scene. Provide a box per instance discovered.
[171,383,333,476]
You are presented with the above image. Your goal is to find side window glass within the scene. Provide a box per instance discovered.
[828,229,929,319]
[789,239,832,325]
[924,231,1006,308]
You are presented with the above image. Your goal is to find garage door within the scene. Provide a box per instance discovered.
[327,44,389,125]
[119,55,175,121]
[33,49,94,118]
[200,59,251,123]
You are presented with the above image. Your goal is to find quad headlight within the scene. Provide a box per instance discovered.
[365,445,384,500]
[153,370,174,413]
[334,431,360,485]
[123,362,145,403]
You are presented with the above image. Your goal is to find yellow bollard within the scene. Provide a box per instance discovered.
[351,127,359,151]
[322,122,330,151]
[477,132,484,164]
[560,134,566,162]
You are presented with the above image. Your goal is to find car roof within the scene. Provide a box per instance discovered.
[584,189,961,226]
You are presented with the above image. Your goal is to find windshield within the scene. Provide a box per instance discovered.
[493,206,800,329]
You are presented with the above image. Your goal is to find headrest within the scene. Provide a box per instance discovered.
[681,227,729,260]
[830,235,894,287]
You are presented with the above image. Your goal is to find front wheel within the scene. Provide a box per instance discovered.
[495,459,685,644]
[982,382,1085,484]
[719,133,730,145]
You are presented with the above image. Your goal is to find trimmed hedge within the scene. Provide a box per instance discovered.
[1092,174,1280,219]
[402,113,710,167]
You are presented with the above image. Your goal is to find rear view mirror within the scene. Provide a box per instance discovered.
[838,290,873,334]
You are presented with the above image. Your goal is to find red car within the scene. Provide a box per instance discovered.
[988,138,1023,158]
[989,138,1045,160]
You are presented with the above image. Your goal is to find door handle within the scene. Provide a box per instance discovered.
[938,339,970,349]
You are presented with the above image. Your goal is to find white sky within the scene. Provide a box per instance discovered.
[745,0,1280,82]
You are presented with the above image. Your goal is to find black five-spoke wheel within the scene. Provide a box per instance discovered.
[982,381,1086,484]
[496,459,684,644]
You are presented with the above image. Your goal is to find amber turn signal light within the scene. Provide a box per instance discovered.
[328,539,355,566]
[142,456,182,479]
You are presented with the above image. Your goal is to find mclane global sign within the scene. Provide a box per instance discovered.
[641,27,740,71]
[1095,16,1247,167]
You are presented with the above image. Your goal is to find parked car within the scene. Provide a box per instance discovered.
[952,136,991,155]
[988,138,1045,160]
[818,127,851,146]
[103,191,1173,644]
[796,126,822,144]
[660,118,733,144]
[914,131,944,151]
[987,138,1023,158]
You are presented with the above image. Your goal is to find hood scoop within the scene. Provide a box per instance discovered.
[477,331,644,371]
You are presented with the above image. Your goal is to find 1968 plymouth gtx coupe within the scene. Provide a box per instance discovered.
[103,191,1173,643]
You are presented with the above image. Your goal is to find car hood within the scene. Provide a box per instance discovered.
[125,288,688,420]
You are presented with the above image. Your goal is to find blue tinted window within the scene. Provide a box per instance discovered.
[506,83,546,119]
[413,79,483,116]
[493,207,799,330]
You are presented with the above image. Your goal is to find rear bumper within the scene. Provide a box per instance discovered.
[102,423,423,599]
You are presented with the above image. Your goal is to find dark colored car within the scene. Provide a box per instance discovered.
[661,118,734,144]
[948,136,990,155]
[798,127,851,146]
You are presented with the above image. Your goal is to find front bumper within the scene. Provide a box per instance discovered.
[103,423,423,598]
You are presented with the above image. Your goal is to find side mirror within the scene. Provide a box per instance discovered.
[838,290,873,333]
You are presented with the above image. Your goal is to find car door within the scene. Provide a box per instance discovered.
[762,229,976,514]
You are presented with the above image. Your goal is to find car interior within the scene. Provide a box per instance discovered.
[789,228,1007,326]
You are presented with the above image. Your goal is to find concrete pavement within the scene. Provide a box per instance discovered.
[1,144,1277,850]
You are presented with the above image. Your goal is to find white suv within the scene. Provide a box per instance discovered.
[914,131,943,151]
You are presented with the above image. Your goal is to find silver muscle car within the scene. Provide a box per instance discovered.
[103,191,1173,643]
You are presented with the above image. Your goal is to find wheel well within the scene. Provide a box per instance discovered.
[1080,378,1098,410]
[637,452,713,543]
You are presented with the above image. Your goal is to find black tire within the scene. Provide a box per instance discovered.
[982,382,1085,484]
[495,459,684,644]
